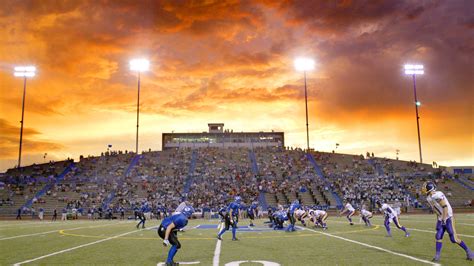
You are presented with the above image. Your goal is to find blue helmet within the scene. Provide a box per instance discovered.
[422,182,436,195]
[181,206,194,218]
[235,196,242,203]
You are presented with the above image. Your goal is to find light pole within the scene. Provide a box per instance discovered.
[294,57,315,152]
[404,64,424,163]
[14,66,36,168]
[129,59,150,155]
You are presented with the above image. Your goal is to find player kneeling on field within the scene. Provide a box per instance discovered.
[422,182,473,262]
[309,209,328,230]
[158,206,194,266]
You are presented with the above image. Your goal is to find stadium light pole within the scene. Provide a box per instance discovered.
[404,64,424,164]
[14,66,36,169]
[130,59,150,155]
[294,57,315,152]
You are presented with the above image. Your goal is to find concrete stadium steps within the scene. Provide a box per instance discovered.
[299,191,317,205]
[286,191,298,203]
[264,193,277,207]
[275,192,289,205]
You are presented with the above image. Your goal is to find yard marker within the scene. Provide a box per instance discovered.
[213,238,222,266]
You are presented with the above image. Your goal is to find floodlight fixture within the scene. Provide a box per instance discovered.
[294,57,315,72]
[14,65,36,77]
[130,59,150,72]
[404,64,424,75]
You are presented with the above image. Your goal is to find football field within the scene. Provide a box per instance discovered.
[1,214,473,265]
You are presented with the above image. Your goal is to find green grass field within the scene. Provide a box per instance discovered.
[1,214,473,265]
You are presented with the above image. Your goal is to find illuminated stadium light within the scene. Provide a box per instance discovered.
[130,59,150,72]
[294,57,315,72]
[14,65,36,77]
[403,63,424,163]
[293,57,316,156]
[404,64,424,75]
[13,65,36,169]
[129,58,150,155]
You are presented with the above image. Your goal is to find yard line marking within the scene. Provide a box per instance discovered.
[157,261,200,266]
[299,226,440,266]
[0,221,131,241]
[458,223,474,227]
[13,226,157,266]
[213,239,222,266]
[408,228,474,238]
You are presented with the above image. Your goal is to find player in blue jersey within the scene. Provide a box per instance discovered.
[247,201,258,227]
[158,205,194,266]
[217,196,241,241]
[273,210,288,230]
[422,182,472,262]
[136,203,147,229]
[376,200,409,237]
[287,199,301,232]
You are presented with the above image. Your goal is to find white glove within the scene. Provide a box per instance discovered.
[163,239,170,247]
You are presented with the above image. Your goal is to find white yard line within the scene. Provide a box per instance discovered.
[13,226,156,266]
[213,239,222,266]
[408,228,474,238]
[458,223,474,227]
[0,221,131,241]
[299,226,440,266]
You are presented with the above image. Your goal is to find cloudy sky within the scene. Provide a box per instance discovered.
[0,0,473,172]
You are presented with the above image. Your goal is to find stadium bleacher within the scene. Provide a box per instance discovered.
[1,147,472,218]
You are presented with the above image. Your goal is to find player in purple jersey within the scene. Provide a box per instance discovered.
[422,182,472,262]
[376,200,409,237]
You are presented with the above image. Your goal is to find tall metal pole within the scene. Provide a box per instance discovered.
[304,71,310,152]
[136,72,140,154]
[412,74,423,163]
[18,77,27,168]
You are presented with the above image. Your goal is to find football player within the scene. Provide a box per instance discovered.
[158,205,194,266]
[340,201,356,225]
[422,182,472,262]
[309,209,328,229]
[377,200,409,237]
[217,196,241,241]
[360,208,373,227]
[287,200,301,232]
[247,201,258,227]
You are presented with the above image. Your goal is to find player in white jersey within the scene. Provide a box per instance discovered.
[359,208,373,226]
[422,182,472,262]
[376,200,409,237]
[294,209,308,227]
[340,201,356,225]
[309,209,328,229]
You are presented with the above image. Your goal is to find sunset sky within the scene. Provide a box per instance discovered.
[0,0,473,172]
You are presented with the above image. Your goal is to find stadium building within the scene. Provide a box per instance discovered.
[162,123,284,149]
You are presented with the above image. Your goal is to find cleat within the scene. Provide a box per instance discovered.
[432,255,440,262]
[350,223,354,226]
[467,251,473,261]
[217,235,222,241]
[405,232,410,237]
[232,238,239,241]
